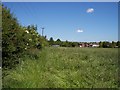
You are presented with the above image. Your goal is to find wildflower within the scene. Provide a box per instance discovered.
[29,39,32,41]
[25,30,29,33]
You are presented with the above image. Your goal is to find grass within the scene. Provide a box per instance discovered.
[3,47,118,88]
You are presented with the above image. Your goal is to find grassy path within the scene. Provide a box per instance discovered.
[3,47,118,88]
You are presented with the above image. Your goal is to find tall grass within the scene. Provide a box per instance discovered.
[3,47,118,88]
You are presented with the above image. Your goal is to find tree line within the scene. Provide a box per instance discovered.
[48,37,120,48]
[49,37,79,47]
[99,41,120,48]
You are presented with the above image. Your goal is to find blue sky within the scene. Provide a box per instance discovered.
[3,2,118,42]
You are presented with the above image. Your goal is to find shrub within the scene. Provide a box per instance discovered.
[2,5,49,69]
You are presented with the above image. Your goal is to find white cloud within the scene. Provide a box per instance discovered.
[86,8,94,13]
[77,29,83,33]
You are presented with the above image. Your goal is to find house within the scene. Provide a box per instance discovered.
[84,43,89,47]
[92,44,99,47]
[79,43,85,47]
[79,43,100,48]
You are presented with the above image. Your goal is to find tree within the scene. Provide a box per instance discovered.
[117,41,120,48]
[99,41,103,48]
[111,41,116,48]
[65,40,69,47]
[102,42,110,48]
[49,37,54,45]
[56,39,61,42]
[44,35,47,39]
[56,39,62,46]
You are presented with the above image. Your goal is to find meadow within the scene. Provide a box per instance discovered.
[3,47,118,88]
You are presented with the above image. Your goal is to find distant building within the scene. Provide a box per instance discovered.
[79,43,85,47]
[52,45,60,47]
[92,44,99,47]
[79,43,99,48]
[115,46,118,48]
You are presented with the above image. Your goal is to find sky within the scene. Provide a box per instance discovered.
[2,0,120,2]
[3,2,118,42]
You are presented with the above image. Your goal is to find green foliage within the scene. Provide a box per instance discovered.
[117,41,120,48]
[55,39,62,46]
[2,6,22,69]
[3,47,118,88]
[49,37,54,45]
[48,39,79,47]
[99,41,118,48]
[99,41,103,48]
[111,41,115,48]
[2,6,48,69]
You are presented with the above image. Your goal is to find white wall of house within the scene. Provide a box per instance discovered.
[92,44,99,47]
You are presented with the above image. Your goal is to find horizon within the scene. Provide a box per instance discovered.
[3,2,118,42]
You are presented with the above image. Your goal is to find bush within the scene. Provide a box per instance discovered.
[2,5,49,69]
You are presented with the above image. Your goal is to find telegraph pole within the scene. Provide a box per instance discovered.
[41,27,44,36]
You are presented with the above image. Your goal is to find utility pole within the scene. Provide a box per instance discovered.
[41,27,44,36]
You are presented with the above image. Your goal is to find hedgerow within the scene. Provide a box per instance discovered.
[2,5,48,69]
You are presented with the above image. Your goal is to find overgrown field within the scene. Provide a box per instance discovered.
[3,47,118,88]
